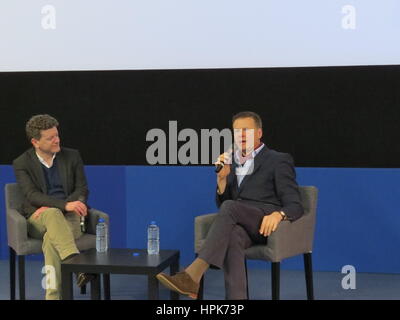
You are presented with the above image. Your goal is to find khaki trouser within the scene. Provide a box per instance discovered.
[28,208,82,300]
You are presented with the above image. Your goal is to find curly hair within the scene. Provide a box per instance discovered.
[25,114,59,141]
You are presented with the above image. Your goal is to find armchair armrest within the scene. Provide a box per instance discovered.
[263,213,315,261]
[87,208,110,235]
[6,208,29,253]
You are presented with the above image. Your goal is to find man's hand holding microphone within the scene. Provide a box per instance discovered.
[65,201,87,217]
[215,151,232,195]
[65,197,87,233]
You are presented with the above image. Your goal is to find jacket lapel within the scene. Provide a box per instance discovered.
[56,149,69,195]
[229,163,239,198]
[237,146,269,193]
[28,148,47,193]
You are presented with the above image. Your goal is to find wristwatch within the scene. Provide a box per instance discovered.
[279,211,287,221]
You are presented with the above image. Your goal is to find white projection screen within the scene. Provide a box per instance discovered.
[1,0,399,71]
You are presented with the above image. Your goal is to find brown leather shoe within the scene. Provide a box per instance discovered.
[76,272,96,288]
[156,271,199,299]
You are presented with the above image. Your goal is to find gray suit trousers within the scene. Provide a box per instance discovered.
[198,200,268,299]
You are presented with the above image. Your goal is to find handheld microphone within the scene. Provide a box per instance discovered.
[78,196,86,233]
[80,216,86,233]
[215,162,224,173]
[215,146,233,173]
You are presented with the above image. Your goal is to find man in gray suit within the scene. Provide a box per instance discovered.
[157,111,304,299]
[13,114,92,299]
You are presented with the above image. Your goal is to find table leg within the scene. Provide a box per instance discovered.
[170,256,180,300]
[90,275,101,300]
[61,269,73,300]
[148,274,159,300]
[103,273,111,300]
[9,247,16,300]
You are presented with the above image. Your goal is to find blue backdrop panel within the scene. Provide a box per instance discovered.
[84,166,127,249]
[297,167,400,274]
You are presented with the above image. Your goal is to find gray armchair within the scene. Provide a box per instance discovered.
[5,183,109,300]
[194,186,318,300]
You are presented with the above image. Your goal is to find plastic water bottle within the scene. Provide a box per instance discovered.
[96,218,108,253]
[147,221,159,255]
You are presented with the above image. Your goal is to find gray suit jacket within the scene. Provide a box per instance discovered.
[216,146,304,221]
[12,147,89,218]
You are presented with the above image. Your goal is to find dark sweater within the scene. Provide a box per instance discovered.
[41,158,66,200]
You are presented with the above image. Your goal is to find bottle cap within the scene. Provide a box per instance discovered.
[98,218,105,223]
[150,221,156,225]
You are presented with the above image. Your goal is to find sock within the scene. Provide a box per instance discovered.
[185,258,209,283]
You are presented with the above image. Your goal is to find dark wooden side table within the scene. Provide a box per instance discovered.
[61,248,180,300]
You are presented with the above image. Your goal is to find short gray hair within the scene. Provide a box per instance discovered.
[232,111,262,128]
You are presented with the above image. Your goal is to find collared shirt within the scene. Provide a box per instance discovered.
[235,143,265,187]
[36,152,56,169]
